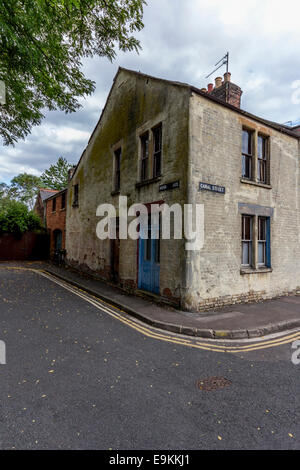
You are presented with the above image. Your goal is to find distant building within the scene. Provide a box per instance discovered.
[65,67,300,311]
[44,189,67,257]
[34,188,59,225]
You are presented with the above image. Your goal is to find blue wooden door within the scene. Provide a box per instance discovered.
[138,216,160,294]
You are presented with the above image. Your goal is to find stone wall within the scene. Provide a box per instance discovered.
[183,91,300,311]
[66,69,190,301]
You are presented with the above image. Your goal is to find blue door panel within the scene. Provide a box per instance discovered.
[138,222,160,294]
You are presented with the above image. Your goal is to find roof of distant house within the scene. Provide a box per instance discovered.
[38,188,59,202]
[43,188,67,202]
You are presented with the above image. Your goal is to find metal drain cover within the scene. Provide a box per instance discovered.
[196,377,231,391]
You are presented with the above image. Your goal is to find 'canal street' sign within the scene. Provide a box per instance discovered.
[199,182,225,194]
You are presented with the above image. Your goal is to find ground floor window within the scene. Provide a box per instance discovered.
[258,217,267,265]
[241,215,271,268]
[242,215,253,266]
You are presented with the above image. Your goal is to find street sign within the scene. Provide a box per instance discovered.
[159,180,180,192]
[199,182,225,194]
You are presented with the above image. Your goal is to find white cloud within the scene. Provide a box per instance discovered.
[1,0,300,181]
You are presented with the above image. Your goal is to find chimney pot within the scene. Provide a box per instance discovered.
[224,72,231,83]
[200,87,207,93]
[207,83,214,93]
[215,77,223,88]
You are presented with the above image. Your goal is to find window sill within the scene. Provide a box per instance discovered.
[111,190,120,196]
[135,176,161,188]
[240,267,272,275]
[240,178,272,189]
[60,208,66,212]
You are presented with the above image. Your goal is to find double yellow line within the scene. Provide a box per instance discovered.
[34,269,300,354]
[1,265,300,354]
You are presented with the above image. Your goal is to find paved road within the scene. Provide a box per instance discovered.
[0,268,299,450]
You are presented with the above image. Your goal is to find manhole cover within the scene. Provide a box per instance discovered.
[196,377,231,391]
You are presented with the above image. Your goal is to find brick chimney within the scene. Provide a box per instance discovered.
[68,165,76,182]
[208,72,243,108]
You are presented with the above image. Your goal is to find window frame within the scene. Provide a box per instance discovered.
[152,124,162,178]
[241,214,271,270]
[241,215,253,267]
[257,134,268,184]
[140,131,150,182]
[114,147,121,192]
[258,216,267,266]
[242,129,253,180]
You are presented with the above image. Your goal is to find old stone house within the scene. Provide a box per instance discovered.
[66,67,300,311]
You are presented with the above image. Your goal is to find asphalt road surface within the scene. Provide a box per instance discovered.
[0,267,299,450]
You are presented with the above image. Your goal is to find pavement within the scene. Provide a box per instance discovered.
[0,266,300,450]
[1,260,300,341]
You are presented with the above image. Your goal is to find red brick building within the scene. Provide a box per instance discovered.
[34,188,59,224]
[45,189,67,257]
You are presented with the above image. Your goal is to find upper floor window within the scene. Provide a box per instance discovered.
[61,192,66,210]
[242,129,270,185]
[52,197,56,212]
[140,132,149,182]
[257,135,268,183]
[73,184,79,207]
[242,129,253,179]
[153,125,162,178]
[114,148,121,191]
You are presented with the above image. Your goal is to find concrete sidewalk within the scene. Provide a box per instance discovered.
[1,260,300,339]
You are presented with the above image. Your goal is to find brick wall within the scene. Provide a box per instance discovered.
[45,191,67,256]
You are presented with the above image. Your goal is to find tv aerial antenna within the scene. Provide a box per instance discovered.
[205,52,229,79]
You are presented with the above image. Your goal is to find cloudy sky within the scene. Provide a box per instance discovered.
[1,0,300,183]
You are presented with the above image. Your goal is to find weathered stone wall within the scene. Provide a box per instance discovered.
[184,91,300,311]
[66,69,190,301]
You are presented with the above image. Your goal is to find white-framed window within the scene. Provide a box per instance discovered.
[258,217,267,266]
[242,129,253,179]
[257,135,268,183]
[241,215,253,266]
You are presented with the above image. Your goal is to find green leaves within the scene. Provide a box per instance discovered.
[0,200,42,236]
[40,157,73,190]
[0,157,73,213]
[0,0,145,145]
[9,173,42,210]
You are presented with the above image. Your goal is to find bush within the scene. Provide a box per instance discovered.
[0,200,42,236]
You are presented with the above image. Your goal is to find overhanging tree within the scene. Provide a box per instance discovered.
[0,0,145,145]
